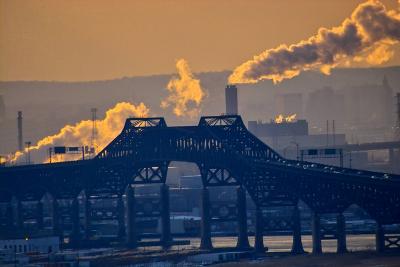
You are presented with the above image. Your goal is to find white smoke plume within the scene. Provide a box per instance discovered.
[161,59,206,118]
[229,0,400,84]
[8,102,149,163]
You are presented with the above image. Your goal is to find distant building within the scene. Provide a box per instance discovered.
[0,248,29,266]
[0,236,59,254]
[275,93,303,118]
[179,175,202,189]
[306,86,345,129]
[165,166,180,187]
[344,76,394,128]
[248,119,309,137]
[248,118,354,166]
[305,76,395,139]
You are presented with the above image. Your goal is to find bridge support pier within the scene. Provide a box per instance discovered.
[84,192,91,240]
[236,186,250,250]
[52,198,61,237]
[5,202,13,231]
[36,199,44,230]
[125,185,137,249]
[336,213,347,253]
[375,222,385,252]
[254,206,266,254]
[70,198,81,247]
[312,212,322,254]
[200,187,213,250]
[291,204,304,254]
[160,184,172,249]
[117,195,126,239]
[13,198,23,231]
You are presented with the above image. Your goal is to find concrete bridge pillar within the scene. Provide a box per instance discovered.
[254,206,266,254]
[52,198,61,236]
[125,185,137,249]
[70,198,81,247]
[36,199,44,230]
[236,186,250,250]
[13,198,23,231]
[336,213,347,253]
[160,184,172,249]
[375,222,385,252]
[117,194,126,239]
[291,204,305,254]
[312,212,322,254]
[84,193,91,240]
[200,187,213,250]
[5,202,13,231]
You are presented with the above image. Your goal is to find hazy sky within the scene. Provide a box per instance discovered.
[1,0,399,81]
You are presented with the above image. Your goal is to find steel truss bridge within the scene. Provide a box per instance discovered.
[1,115,400,254]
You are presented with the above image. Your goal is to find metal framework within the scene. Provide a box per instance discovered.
[1,115,400,226]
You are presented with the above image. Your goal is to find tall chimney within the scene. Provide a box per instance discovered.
[225,84,238,115]
[17,111,23,151]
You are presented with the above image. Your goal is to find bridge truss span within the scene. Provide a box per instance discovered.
[1,115,400,229]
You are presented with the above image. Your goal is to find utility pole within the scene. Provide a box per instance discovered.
[48,148,52,163]
[332,120,336,146]
[326,120,329,146]
[17,111,23,152]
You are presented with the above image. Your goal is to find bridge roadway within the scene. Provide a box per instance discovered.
[306,141,400,152]
[1,115,400,254]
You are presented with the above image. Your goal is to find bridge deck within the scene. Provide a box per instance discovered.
[1,115,400,224]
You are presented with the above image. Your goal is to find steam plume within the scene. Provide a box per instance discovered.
[274,114,297,123]
[229,0,400,84]
[161,59,206,118]
[8,102,149,163]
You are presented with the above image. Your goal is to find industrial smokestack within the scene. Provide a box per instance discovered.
[17,111,23,152]
[225,84,238,115]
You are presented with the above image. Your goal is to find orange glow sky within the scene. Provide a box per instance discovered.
[1,0,399,81]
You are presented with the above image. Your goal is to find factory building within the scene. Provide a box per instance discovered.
[0,236,59,254]
[247,118,358,167]
[248,119,309,137]
[248,119,346,149]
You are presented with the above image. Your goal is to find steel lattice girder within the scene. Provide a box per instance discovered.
[1,115,400,224]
